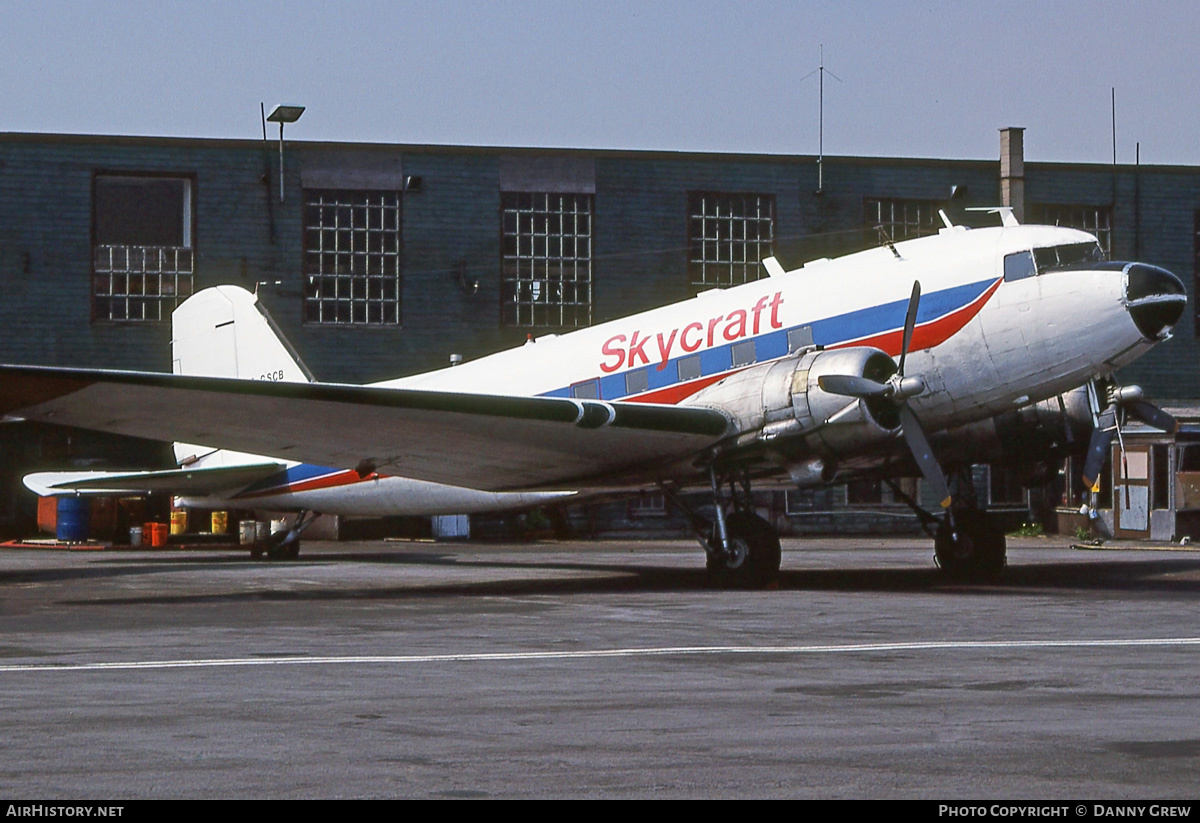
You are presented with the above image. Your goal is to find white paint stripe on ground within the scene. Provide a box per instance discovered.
[3,636,1200,673]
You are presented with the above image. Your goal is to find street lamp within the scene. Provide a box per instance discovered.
[266,104,305,203]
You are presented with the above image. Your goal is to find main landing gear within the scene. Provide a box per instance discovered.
[665,466,782,588]
[250,510,320,561]
[933,509,1006,580]
[888,473,1007,581]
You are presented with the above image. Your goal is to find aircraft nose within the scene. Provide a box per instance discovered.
[1124,263,1187,339]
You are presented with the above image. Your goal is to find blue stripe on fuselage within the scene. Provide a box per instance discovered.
[238,463,340,496]
[545,278,994,401]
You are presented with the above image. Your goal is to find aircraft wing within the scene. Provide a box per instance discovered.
[0,365,732,491]
[23,462,285,497]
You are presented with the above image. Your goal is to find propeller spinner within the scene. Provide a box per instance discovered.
[818,281,953,508]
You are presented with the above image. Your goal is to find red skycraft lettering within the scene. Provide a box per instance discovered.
[655,329,678,371]
[595,291,785,373]
[628,331,651,366]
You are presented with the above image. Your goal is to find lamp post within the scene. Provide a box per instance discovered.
[266,104,305,203]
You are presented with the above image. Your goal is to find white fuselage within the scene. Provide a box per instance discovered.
[185,223,1163,515]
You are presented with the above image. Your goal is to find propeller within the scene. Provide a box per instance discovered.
[818,281,953,508]
[1081,383,1177,492]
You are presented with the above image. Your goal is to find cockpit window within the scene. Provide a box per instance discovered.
[1004,250,1036,282]
[1033,242,1105,273]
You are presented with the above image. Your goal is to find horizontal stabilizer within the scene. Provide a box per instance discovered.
[24,462,285,497]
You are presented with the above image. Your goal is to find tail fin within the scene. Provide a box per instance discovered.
[171,286,312,468]
[172,285,312,383]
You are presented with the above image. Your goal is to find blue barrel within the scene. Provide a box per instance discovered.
[55,496,90,542]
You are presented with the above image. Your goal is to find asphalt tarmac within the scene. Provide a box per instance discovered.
[3,535,1200,799]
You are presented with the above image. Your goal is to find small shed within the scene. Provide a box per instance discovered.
[1076,405,1200,542]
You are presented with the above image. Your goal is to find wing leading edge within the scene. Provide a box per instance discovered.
[24,462,285,497]
[0,365,732,491]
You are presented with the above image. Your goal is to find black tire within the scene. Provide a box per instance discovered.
[934,509,1006,581]
[707,511,781,587]
[266,537,300,560]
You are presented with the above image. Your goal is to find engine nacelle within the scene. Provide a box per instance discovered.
[933,386,1092,479]
[683,346,901,459]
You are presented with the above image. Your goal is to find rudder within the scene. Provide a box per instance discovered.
[172,286,312,383]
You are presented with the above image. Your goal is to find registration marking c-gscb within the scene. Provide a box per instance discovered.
[2,636,1199,674]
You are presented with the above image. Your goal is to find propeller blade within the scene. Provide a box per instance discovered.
[898,404,952,509]
[897,281,921,376]
[817,374,890,398]
[1127,400,1177,434]
[1081,406,1118,491]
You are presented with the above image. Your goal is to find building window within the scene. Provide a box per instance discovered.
[628,492,666,517]
[687,192,775,288]
[845,479,883,505]
[987,464,1027,505]
[92,175,194,322]
[784,489,815,514]
[303,189,401,325]
[1031,204,1112,256]
[501,192,593,328]
[864,197,941,243]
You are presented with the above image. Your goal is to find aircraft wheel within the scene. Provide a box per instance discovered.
[266,537,300,560]
[934,510,1006,581]
[706,511,781,587]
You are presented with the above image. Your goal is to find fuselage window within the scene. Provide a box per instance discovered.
[570,380,599,400]
[624,368,649,396]
[731,340,756,367]
[1033,242,1104,274]
[1004,250,1036,282]
[788,326,814,353]
[678,355,702,382]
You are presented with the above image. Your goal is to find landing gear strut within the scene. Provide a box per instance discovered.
[251,510,320,561]
[705,510,781,586]
[665,465,781,588]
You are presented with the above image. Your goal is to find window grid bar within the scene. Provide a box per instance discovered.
[1031,204,1113,256]
[864,198,941,244]
[687,193,775,288]
[501,192,593,328]
[303,189,402,325]
[93,244,194,322]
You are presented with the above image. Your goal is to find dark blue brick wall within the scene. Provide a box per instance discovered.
[0,134,1197,400]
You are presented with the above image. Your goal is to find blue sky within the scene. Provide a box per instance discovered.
[2,1,1198,165]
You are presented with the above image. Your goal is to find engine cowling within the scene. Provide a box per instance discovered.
[683,346,901,459]
[934,386,1092,472]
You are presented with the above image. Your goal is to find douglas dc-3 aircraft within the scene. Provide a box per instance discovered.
[4,209,1188,584]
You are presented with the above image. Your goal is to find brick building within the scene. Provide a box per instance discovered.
[0,128,1197,537]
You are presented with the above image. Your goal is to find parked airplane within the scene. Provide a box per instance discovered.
[4,210,1187,582]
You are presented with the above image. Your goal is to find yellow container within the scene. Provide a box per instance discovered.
[211,511,228,534]
[170,510,187,535]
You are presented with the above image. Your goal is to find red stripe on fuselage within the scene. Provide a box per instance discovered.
[234,469,383,500]
[830,278,1001,356]
[621,370,745,406]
